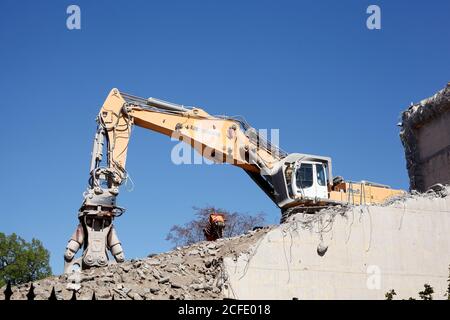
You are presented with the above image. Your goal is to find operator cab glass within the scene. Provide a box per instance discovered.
[293,161,328,199]
[296,163,313,189]
[316,163,326,186]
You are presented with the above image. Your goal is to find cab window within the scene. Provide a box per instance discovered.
[316,164,326,186]
[296,163,313,189]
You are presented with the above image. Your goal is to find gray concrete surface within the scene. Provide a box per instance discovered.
[222,189,450,299]
[417,110,450,189]
[400,83,450,191]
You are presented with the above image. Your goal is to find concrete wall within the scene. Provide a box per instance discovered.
[400,83,450,192]
[416,110,450,189]
[222,192,450,299]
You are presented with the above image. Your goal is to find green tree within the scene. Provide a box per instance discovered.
[0,232,52,287]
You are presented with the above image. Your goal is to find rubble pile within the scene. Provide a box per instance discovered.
[3,187,448,300]
[381,183,449,207]
[0,227,271,300]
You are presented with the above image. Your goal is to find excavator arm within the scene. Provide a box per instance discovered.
[64,88,286,272]
[64,88,404,272]
[99,88,283,183]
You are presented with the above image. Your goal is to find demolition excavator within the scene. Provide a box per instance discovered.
[64,88,404,272]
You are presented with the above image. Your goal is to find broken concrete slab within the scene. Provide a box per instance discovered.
[223,187,450,299]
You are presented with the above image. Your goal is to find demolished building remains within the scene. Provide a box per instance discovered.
[400,83,450,192]
[2,187,450,300]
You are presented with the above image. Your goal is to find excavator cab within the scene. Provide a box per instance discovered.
[64,89,404,271]
[267,153,333,209]
[292,161,329,200]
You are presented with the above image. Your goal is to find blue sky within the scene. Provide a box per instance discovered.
[0,0,449,274]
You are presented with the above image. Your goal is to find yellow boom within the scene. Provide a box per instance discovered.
[63,88,404,272]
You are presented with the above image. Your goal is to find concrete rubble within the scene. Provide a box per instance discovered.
[1,186,449,300]
[0,227,271,300]
[222,185,450,299]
